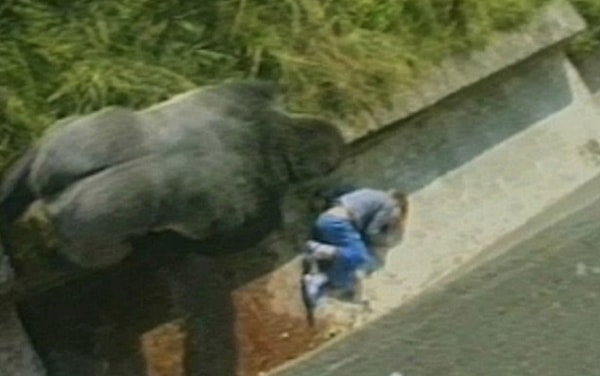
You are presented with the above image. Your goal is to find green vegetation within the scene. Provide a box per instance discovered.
[1,0,592,170]
[569,0,600,59]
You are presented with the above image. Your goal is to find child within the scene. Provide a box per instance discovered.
[302,188,409,308]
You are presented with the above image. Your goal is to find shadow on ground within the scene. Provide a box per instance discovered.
[17,202,309,376]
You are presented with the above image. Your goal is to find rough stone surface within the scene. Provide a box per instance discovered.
[0,304,46,376]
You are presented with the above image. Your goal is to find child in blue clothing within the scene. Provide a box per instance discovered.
[302,188,409,309]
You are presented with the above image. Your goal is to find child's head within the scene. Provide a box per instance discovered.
[393,191,408,213]
[387,189,409,232]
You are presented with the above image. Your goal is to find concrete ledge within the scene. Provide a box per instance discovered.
[343,0,586,142]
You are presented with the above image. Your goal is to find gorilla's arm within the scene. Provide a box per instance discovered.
[45,148,276,268]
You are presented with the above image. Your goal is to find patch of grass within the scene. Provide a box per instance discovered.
[0,0,557,169]
[568,0,600,59]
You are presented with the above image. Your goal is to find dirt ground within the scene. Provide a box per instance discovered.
[16,235,365,376]
[131,260,339,376]
[232,276,330,376]
[141,321,187,376]
[136,277,335,376]
[137,276,363,376]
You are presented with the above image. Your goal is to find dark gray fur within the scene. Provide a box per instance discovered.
[0,81,345,268]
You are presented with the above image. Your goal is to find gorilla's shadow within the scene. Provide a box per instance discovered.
[17,201,311,376]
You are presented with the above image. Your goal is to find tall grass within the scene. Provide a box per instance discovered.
[569,0,600,59]
[0,0,560,169]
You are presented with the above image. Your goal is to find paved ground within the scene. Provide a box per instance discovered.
[277,186,600,376]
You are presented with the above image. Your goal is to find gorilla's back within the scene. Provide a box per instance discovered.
[30,84,275,199]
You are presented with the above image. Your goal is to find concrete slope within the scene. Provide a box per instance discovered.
[271,51,600,374]
[358,51,600,321]
[276,159,600,376]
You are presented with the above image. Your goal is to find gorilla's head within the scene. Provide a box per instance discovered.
[281,115,346,182]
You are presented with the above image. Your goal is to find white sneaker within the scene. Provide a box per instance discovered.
[302,273,329,307]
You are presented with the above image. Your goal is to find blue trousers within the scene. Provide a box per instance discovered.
[313,214,377,290]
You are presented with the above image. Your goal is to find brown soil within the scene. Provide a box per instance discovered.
[135,269,334,376]
[141,320,187,376]
[232,277,330,376]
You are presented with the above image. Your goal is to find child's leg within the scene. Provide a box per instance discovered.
[310,215,374,289]
[327,226,375,290]
[301,272,329,307]
[306,240,338,259]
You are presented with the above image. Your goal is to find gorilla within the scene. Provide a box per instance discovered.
[0,81,345,268]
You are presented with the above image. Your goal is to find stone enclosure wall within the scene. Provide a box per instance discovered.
[2,2,600,376]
